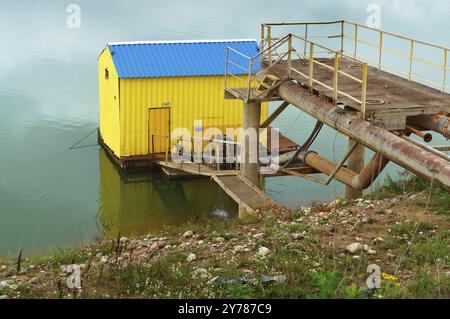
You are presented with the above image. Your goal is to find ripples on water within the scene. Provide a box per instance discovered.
[1,0,449,255]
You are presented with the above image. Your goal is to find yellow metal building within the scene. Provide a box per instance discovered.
[98,39,267,168]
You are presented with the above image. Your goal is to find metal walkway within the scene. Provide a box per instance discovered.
[148,21,450,212]
[151,127,300,179]
[266,58,450,128]
[212,174,278,213]
[224,20,450,191]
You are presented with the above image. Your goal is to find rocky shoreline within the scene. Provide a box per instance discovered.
[0,178,449,299]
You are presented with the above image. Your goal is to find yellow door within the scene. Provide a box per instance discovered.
[149,108,170,154]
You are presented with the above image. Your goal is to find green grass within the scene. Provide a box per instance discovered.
[375,174,450,215]
[2,172,449,299]
[406,231,450,267]
[390,221,436,237]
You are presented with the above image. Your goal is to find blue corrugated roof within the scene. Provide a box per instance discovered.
[107,40,261,78]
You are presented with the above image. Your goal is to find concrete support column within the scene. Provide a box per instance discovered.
[241,101,261,187]
[345,138,365,200]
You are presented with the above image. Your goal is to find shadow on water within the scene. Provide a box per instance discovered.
[96,149,237,239]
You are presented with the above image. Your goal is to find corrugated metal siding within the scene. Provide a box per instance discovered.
[119,76,268,157]
[98,48,121,155]
[148,108,170,153]
[108,40,261,78]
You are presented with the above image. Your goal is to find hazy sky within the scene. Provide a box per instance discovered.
[0,0,449,123]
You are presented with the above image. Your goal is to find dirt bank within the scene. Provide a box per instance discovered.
[0,176,449,299]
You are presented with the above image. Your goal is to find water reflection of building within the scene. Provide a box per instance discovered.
[97,149,236,239]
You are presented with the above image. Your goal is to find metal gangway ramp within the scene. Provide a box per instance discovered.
[212,174,279,214]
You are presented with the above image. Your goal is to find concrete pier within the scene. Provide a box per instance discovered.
[241,102,261,187]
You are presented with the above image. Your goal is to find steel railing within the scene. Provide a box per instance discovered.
[151,135,242,173]
[225,33,297,102]
[224,47,259,102]
[288,34,368,118]
[342,21,450,92]
[226,30,369,118]
[260,21,450,93]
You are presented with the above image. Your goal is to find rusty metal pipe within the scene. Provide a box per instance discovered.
[401,135,450,162]
[301,151,356,187]
[351,152,390,189]
[407,114,450,138]
[434,145,450,152]
[300,151,389,190]
[405,125,433,143]
[278,82,450,190]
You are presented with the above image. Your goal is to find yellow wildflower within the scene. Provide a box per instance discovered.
[382,273,398,281]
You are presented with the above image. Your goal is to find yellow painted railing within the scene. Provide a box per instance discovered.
[261,21,450,93]
[287,34,368,119]
[226,29,369,118]
[342,21,450,92]
[225,34,293,102]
